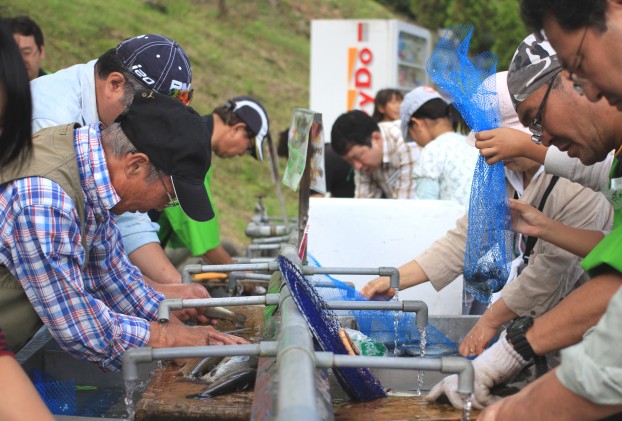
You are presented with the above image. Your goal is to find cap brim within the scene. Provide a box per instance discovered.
[401,119,417,143]
[254,133,266,161]
[171,175,215,222]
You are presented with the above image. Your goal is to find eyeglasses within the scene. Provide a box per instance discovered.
[168,88,194,105]
[529,72,559,145]
[156,169,179,208]
[567,27,589,96]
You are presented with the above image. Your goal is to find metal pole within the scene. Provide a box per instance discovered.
[276,245,322,421]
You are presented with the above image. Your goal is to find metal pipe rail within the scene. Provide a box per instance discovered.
[122,345,474,399]
[251,234,292,244]
[122,342,278,383]
[157,295,427,328]
[181,261,278,284]
[314,353,474,395]
[303,266,400,291]
[157,295,280,323]
[276,244,322,421]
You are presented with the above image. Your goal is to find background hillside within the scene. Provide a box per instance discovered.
[2,0,399,251]
[3,0,526,253]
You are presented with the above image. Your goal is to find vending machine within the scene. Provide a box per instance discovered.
[310,19,433,137]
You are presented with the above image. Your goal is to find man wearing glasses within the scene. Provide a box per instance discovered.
[430,34,622,419]
[29,34,205,295]
[0,90,247,371]
[456,32,622,420]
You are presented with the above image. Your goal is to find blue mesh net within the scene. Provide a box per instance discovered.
[32,369,77,415]
[305,254,457,357]
[427,25,513,304]
[277,256,386,402]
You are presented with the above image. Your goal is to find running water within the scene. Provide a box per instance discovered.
[416,326,427,395]
[123,379,138,421]
[460,392,473,421]
[393,290,401,355]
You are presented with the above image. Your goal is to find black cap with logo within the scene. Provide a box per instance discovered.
[115,89,214,222]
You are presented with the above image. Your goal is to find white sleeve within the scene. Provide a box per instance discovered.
[544,146,613,191]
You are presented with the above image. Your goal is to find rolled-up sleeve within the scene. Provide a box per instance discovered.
[415,215,467,291]
[115,211,161,255]
[557,285,622,404]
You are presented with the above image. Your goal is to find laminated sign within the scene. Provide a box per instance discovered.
[282,108,326,193]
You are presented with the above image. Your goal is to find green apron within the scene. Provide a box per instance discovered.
[0,123,87,351]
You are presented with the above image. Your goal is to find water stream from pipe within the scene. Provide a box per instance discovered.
[416,326,427,395]
[123,380,137,421]
[393,290,400,355]
[460,392,473,421]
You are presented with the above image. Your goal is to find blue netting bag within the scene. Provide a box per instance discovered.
[426,25,513,305]
[306,254,457,357]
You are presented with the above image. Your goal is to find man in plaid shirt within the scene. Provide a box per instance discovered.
[0,90,246,371]
[330,110,420,199]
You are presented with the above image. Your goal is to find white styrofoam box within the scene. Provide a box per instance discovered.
[307,198,466,315]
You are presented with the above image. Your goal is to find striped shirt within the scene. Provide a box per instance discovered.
[354,120,421,199]
[0,124,164,371]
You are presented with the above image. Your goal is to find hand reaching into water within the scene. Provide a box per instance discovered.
[360,277,395,301]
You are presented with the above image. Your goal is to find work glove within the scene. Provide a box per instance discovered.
[426,330,528,409]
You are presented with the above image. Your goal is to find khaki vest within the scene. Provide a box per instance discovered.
[0,123,88,351]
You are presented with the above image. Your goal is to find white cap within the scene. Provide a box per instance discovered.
[400,86,446,142]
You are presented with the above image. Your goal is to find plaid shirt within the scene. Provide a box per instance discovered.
[354,120,421,199]
[0,124,164,371]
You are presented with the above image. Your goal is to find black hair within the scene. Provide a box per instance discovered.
[96,48,128,79]
[411,99,469,134]
[212,101,254,139]
[330,110,379,156]
[95,48,144,108]
[0,20,32,169]
[371,88,404,122]
[411,98,450,120]
[520,0,608,32]
[7,15,44,50]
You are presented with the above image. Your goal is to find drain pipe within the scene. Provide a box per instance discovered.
[181,261,279,284]
[325,300,428,329]
[304,266,400,291]
[314,353,474,395]
[122,342,278,384]
[157,294,281,323]
[277,245,322,421]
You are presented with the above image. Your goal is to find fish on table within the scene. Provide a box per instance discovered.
[187,355,258,399]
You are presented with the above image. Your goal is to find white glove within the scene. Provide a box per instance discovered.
[426,330,529,409]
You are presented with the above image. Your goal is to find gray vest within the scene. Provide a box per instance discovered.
[0,123,87,351]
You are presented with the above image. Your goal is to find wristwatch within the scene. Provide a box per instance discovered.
[505,316,537,361]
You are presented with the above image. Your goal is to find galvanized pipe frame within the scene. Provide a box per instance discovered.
[303,266,401,292]
[181,261,279,284]
[127,246,471,419]
[121,345,475,399]
[157,295,428,329]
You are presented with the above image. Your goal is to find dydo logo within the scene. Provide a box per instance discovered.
[347,22,375,111]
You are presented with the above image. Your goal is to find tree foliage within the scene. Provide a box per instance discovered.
[378,0,528,70]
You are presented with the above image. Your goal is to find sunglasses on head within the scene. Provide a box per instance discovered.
[168,88,194,105]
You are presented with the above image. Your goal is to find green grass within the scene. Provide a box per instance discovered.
[3,0,399,250]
